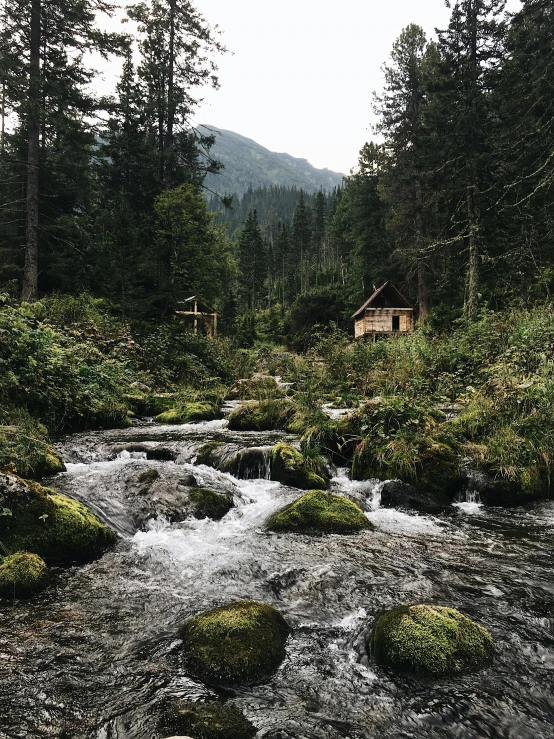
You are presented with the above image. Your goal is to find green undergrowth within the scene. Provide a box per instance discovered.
[372,605,494,675]
[227,399,293,431]
[267,490,372,534]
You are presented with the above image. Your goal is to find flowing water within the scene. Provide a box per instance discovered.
[1,416,553,739]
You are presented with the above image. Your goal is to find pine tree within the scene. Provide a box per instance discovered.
[237,209,266,311]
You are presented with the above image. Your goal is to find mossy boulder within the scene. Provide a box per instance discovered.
[0,472,117,564]
[0,551,48,598]
[165,700,256,739]
[156,402,218,425]
[227,400,292,431]
[270,442,329,490]
[267,489,372,534]
[372,605,494,676]
[352,434,460,504]
[179,600,290,685]
[189,488,233,520]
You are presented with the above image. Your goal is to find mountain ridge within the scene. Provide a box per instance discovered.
[198,124,344,196]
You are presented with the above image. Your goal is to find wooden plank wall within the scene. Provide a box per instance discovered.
[355,308,414,338]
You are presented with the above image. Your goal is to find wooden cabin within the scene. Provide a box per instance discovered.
[352,281,414,339]
[175,296,221,338]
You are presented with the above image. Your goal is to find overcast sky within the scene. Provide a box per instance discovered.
[102,0,521,174]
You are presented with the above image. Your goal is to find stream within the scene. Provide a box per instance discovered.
[1,413,553,739]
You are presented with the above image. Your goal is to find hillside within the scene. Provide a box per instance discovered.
[198,124,344,196]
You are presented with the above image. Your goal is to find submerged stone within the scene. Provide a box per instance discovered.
[270,442,329,490]
[0,472,117,564]
[179,600,290,685]
[267,489,372,534]
[189,488,233,520]
[164,700,256,739]
[372,604,494,676]
[0,551,48,598]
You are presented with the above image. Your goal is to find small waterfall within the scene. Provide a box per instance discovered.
[230,446,272,480]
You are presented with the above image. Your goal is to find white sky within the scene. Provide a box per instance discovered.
[99,0,521,174]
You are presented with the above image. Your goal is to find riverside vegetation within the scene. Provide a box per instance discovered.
[4,293,554,734]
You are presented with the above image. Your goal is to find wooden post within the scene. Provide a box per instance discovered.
[194,299,198,334]
[213,312,217,339]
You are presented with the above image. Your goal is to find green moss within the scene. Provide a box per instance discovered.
[0,426,66,480]
[0,551,48,598]
[267,489,372,534]
[189,488,232,520]
[0,472,117,564]
[179,600,290,685]
[165,700,256,739]
[227,400,292,431]
[196,442,224,467]
[155,401,218,424]
[137,469,160,485]
[352,433,460,501]
[372,605,494,676]
[270,442,329,490]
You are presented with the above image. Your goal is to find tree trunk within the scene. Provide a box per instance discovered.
[21,0,41,303]
[415,178,430,318]
[166,0,175,189]
[466,182,480,320]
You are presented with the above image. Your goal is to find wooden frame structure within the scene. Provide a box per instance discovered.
[352,281,414,340]
[175,296,221,338]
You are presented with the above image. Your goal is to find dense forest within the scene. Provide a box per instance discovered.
[1,0,552,338]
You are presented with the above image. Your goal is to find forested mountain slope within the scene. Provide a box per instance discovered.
[198,125,344,196]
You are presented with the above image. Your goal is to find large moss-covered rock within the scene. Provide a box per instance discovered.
[155,402,218,425]
[372,605,494,676]
[267,489,372,534]
[165,700,256,739]
[179,600,290,685]
[0,472,117,564]
[189,488,233,520]
[270,443,329,490]
[0,551,48,598]
[227,400,292,431]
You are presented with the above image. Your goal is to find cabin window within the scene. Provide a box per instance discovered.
[392,315,400,331]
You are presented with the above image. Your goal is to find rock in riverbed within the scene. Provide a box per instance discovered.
[179,600,290,685]
[164,700,256,739]
[0,472,116,564]
[0,551,48,598]
[267,490,372,534]
[371,604,494,676]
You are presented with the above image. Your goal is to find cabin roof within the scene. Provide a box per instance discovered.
[351,281,413,318]
[176,295,222,316]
